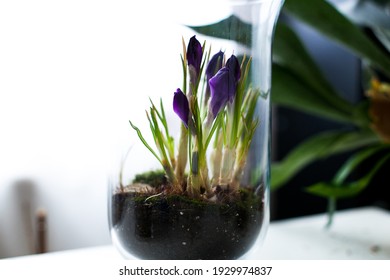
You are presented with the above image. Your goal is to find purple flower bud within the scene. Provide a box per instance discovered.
[206,51,224,82]
[173,88,190,127]
[226,55,241,82]
[208,55,241,118]
[187,36,203,77]
[209,67,236,118]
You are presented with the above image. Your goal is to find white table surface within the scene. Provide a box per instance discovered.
[260,206,390,259]
[2,206,390,261]
[2,207,389,280]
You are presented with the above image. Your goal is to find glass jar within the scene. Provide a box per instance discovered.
[108,0,284,260]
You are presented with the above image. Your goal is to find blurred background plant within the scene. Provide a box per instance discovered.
[271,0,390,227]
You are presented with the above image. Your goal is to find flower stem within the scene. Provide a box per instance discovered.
[188,150,201,197]
[220,147,236,187]
[211,132,223,187]
[175,124,188,188]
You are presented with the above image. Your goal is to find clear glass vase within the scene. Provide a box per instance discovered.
[108,0,284,260]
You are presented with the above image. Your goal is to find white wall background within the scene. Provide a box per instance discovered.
[0,0,187,258]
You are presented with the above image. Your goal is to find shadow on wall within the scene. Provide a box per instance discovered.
[0,179,47,258]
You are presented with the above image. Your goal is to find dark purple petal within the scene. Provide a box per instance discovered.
[226,55,241,82]
[209,67,236,118]
[206,50,224,82]
[173,88,190,127]
[187,36,203,76]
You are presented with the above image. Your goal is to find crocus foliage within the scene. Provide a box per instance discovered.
[130,36,260,199]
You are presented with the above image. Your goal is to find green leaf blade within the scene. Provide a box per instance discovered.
[272,64,360,125]
[333,145,387,185]
[188,15,252,46]
[284,0,390,77]
[129,120,162,165]
[273,23,353,114]
[271,129,380,190]
[306,151,390,199]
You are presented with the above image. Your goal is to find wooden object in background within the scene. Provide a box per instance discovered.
[35,208,47,254]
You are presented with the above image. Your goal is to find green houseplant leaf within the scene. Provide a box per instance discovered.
[305,143,390,227]
[332,145,388,185]
[306,147,390,199]
[271,129,380,190]
[188,15,252,46]
[273,23,354,117]
[272,64,362,125]
[283,0,390,77]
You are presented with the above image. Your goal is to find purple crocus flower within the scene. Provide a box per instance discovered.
[206,50,224,82]
[203,50,224,106]
[209,67,236,118]
[209,55,241,118]
[226,55,241,81]
[187,36,203,77]
[173,88,190,127]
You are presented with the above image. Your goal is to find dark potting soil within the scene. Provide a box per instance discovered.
[111,190,264,259]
